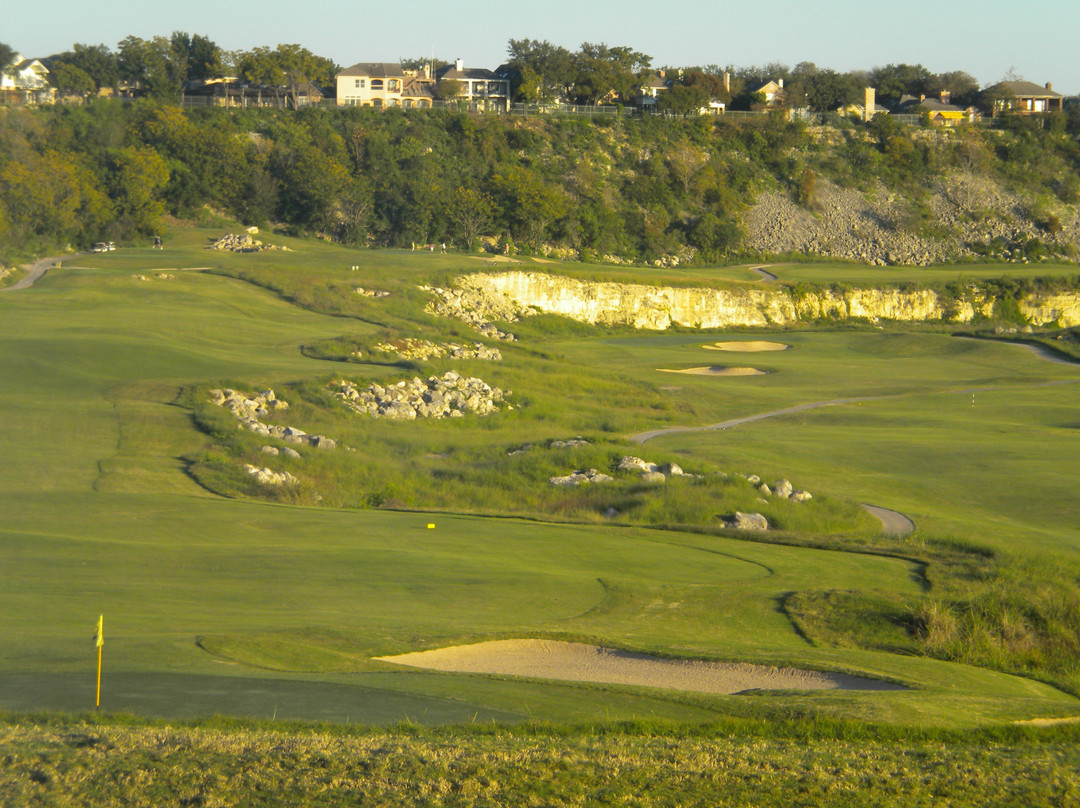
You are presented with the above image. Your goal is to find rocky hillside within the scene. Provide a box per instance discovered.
[742,172,1080,266]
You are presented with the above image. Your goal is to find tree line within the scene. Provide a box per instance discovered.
[7,34,1062,116]
[1,94,1078,264]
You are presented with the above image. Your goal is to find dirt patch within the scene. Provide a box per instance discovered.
[704,341,789,353]
[658,366,766,376]
[376,639,904,694]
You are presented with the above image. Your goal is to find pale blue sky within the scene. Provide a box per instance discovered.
[9,0,1078,94]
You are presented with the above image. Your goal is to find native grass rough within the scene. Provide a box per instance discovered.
[430,271,1080,330]
[4,719,1077,808]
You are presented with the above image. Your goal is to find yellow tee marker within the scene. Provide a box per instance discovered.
[427,523,435,529]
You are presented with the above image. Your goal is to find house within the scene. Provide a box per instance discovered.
[894,91,981,126]
[989,80,1064,114]
[434,59,510,111]
[634,72,668,108]
[336,61,440,108]
[336,62,407,107]
[753,79,786,107]
[0,53,55,105]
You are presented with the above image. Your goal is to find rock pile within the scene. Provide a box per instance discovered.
[208,233,287,253]
[355,287,391,298]
[208,388,338,449]
[550,468,613,487]
[331,371,509,420]
[244,464,297,486]
[421,281,525,341]
[618,456,690,482]
[374,338,501,361]
[754,477,812,503]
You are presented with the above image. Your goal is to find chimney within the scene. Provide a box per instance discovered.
[455,58,463,72]
[939,90,951,104]
[1046,82,1052,91]
[919,93,926,102]
[864,87,875,122]
[778,78,784,89]
[723,71,730,93]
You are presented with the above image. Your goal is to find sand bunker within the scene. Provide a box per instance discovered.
[657,366,765,376]
[376,640,904,694]
[703,341,790,352]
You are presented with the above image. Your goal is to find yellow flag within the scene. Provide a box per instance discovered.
[94,615,104,648]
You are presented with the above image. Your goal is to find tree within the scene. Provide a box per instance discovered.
[447,186,494,247]
[0,43,16,75]
[48,44,119,92]
[106,146,170,233]
[117,36,179,100]
[170,32,222,82]
[802,68,859,111]
[656,83,708,116]
[504,39,575,103]
[50,63,95,97]
[870,63,933,103]
[571,43,651,105]
[492,166,568,250]
[433,78,462,101]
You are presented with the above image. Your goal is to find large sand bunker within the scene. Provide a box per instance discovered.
[376,640,904,694]
[703,341,790,352]
[658,366,765,376]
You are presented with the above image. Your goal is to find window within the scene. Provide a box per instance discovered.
[371,79,384,91]
[388,79,400,92]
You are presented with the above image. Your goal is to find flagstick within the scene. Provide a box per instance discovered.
[96,644,102,709]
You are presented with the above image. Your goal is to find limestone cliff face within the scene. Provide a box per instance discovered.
[454,271,1080,329]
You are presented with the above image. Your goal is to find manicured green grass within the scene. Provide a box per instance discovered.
[3,230,1080,729]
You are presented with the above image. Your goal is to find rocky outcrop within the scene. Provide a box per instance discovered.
[438,271,1080,329]
[208,233,288,252]
[331,371,509,419]
[550,468,613,486]
[208,388,338,449]
[373,338,501,361]
[244,464,297,486]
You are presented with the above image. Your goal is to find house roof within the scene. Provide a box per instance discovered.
[993,80,1063,99]
[402,76,435,99]
[754,80,784,95]
[337,62,405,79]
[435,64,502,81]
[641,74,667,90]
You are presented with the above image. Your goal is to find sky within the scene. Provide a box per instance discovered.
[7,0,1079,95]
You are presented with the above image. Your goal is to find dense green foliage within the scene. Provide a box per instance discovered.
[3,101,1079,265]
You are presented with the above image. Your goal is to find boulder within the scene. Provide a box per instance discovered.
[730,512,768,531]
[640,471,666,484]
[659,462,684,476]
[773,479,794,499]
[618,456,658,473]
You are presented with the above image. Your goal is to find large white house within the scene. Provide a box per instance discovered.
[1,53,55,105]
[335,62,436,109]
